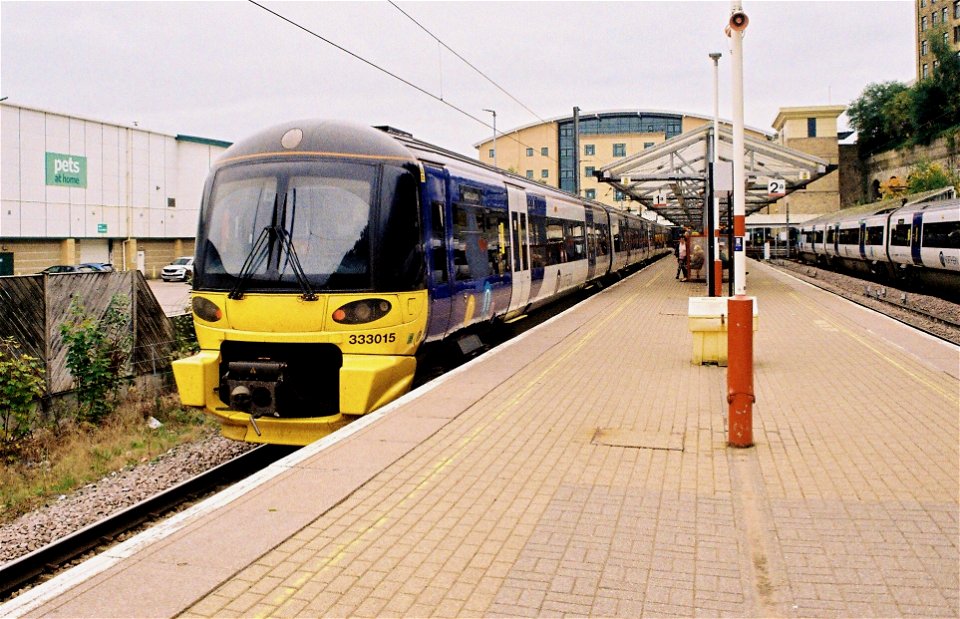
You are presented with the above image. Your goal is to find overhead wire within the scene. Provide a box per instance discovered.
[387,0,550,126]
[246,0,559,165]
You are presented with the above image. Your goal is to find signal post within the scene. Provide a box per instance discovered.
[726,1,754,448]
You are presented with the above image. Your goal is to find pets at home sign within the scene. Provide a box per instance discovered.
[45,152,87,188]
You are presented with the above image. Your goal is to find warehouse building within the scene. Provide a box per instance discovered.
[0,102,229,276]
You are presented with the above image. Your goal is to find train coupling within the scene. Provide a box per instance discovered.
[223,360,287,417]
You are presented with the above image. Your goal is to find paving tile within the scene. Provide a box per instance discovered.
[16,259,958,619]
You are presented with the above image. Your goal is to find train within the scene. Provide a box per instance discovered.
[795,196,960,299]
[172,120,671,445]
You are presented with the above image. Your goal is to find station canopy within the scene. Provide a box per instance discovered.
[595,123,834,229]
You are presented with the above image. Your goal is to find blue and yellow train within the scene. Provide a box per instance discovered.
[173,120,670,445]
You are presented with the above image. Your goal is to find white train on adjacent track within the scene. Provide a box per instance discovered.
[797,196,960,299]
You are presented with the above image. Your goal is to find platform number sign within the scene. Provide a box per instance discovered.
[653,192,667,206]
[767,178,786,197]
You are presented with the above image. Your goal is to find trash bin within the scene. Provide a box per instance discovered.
[687,297,758,366]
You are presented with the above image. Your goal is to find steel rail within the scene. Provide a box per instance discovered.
[0,444,296,600]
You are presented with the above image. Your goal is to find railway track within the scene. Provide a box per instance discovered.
[770,259,960,345]
[0,444,296,600]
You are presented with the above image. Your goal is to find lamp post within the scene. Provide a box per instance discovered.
[483,108,497,168]
[709,52,722,297]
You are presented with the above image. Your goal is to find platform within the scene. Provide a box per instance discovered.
[4,257,958,618]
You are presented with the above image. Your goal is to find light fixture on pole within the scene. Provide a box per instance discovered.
[709,52,722,297]
[483,108,497,168]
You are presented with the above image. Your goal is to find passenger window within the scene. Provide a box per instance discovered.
[430,200,448,284]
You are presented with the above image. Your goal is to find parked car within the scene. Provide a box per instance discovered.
[40,264,99,274]
[161,256,194,282]
[79,262,113,272]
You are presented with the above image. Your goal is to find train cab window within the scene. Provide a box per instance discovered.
[377,166,423,290]
[890,222,911,246]
[922,220,960,249]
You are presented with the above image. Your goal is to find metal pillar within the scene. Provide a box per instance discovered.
[727,1,753,448]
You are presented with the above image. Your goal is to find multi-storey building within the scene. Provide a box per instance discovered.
[474,109,770,210]
[916,0,960,80]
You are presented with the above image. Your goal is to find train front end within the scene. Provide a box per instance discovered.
[173,121,428,445]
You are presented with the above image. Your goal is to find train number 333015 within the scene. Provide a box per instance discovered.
[348,333,397,345]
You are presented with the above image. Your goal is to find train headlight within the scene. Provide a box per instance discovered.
[192,297,223,322]
[332,299,391,324]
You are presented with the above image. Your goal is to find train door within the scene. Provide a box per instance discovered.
[507,184,531,314]
[422,166,452,339]
[911,211,924,265]
[585,208,598,281]
[860,219,867,260]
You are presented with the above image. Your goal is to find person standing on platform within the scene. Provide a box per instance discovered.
[676,237,688,281]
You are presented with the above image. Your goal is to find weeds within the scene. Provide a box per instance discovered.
[0,389,214,523]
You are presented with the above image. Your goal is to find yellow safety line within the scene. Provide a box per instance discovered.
[790,291,958,405]
[253,272,658,616]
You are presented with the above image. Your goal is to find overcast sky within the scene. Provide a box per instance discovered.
[2,1,913,156]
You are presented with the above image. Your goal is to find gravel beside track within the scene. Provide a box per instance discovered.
[0,431,255,565]
[768,259,960,345]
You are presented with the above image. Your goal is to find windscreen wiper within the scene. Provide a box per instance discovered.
[228,192,317,301]
[227,225,273,300]
[275,189,318,301]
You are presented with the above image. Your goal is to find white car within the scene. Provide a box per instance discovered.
[161,256,194,282]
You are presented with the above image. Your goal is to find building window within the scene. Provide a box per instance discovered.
[585,166,595,177]
[644,142,655,149]
[923,63,930,78]
[807,118,817,138]
[954,24,960,43]
[954,0,959,18]
[932,10,939,25]
[489,149,495,158]
[526,170,534,179]
[922,39,929,55]
[613,143,626,157]
[921,0,926,6]
[541,169,549,179]
[584,144,595,156]
[922,15,928,30]
[945,31,950,45]
[943,7,948,22]
[615,190,625,201]
[526,147,534,157]
[541,147,549,157]
[585,189,596,199]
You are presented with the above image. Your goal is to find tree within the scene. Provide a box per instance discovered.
[914,25,960,144]
[847,81,910,157]
[907,160,960,194]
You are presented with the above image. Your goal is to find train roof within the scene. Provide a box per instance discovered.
[214,120,418,167]
[800,187,958,227]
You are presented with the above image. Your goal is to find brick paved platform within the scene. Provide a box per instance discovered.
[6,257,958,618]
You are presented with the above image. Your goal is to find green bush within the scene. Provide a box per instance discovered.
[0,338,46,440]
[59,295,133,424]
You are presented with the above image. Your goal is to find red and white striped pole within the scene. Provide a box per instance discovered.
[726,1,754,448]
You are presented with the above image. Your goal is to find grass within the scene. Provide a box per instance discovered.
[0,388,217,524]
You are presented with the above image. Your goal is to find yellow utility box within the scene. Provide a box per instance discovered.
[687,297,758,366]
